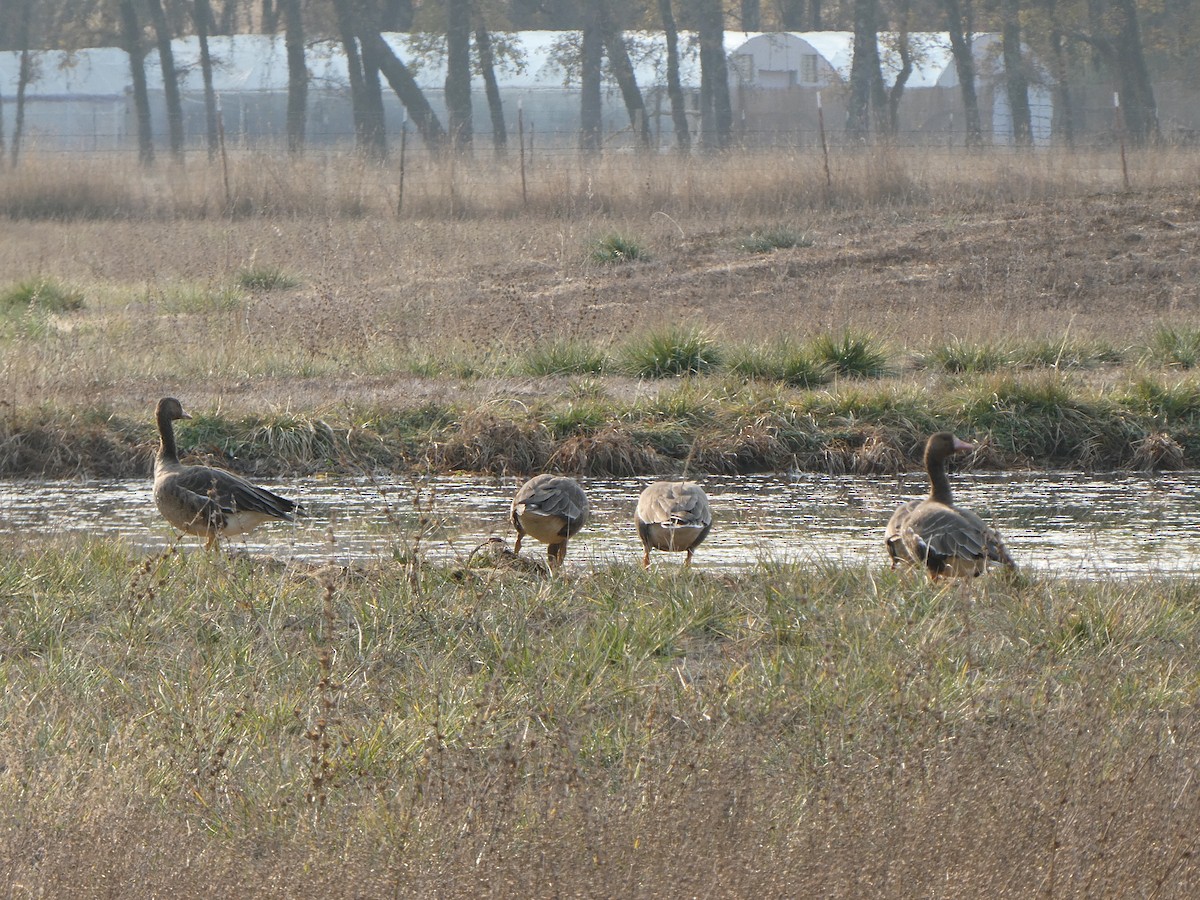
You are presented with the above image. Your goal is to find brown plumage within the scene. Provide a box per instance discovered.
[635,480,712,568]
[510,474,589,569]
[152,397,304,550]
[887,432,1015,578]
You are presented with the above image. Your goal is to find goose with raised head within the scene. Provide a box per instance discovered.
[888,432,1015,578]
[510,473,589,569]
[635,480,712,568]
[153,397,304,550]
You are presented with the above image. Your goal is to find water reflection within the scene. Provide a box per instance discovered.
[1,471,1198,577]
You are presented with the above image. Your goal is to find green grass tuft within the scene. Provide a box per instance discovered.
[924,338,1007,374]
[621,325,723,378]
[156,285,246,314]
[729,339,830,387]
[1146,325,1200,369]
[811,330,890,378]
[522,339,607,376]
[236,267,300,291]
[0,278,85,313]
[546,401,608,437]
[739,226,812,253]
[1012,337,1125,369]
[590,234,648,264]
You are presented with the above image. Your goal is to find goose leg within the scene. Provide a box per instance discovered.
[513,533,524,555]
[642,548,651,569]
[548,541,567,569]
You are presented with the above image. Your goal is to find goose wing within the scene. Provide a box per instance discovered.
[885,499,922,565]
[514,475,589,525]
[902,503,1011,568]
[637,481,712,527]
[171,464,301,523]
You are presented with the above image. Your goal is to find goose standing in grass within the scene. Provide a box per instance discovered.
[886,432,1015,578]
[153,397,304,550]
[510,474,589,569]
[636,480,712,568]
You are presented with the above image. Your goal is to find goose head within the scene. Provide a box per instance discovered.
[156,397,191,424]
[925,431,975,466]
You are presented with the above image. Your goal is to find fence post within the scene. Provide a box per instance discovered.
[1114,92,1130,191]
[396,115,407,216]
[817,91,831,189]
[518,100,527,208]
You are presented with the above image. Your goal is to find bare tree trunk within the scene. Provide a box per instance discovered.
[120,0,155,167]
[146,0,185,161]
[283,0,308,154]
[741,0,761,31]
[1001,0,1032,145]
[446,0,473,153]
[10,0,34,167]
[331,0,369,149]
[359,33,388,159]
[194,0,221,161]
[1041,0,1076,147]
[580,3,602,154]
[1088,0,1158,144]
[944,0,982,146]
[599,0,650,148]
[657,0,690,152]
[218,2,237,34]
[474,22,507,156]
[382,0,414,30]
[697,0,732,150]
[778,0,804,28]
[261,0,279,31]
[885,0,914,137]
[847,0,887,141]
[361,30,446,151]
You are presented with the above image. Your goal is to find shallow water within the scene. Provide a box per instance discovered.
[3,470,1199,578]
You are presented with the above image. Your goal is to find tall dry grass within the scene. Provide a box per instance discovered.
[0,144,1189,222]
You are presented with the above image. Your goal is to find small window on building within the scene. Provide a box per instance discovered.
[757,69,797,89]
[800,53,819,84]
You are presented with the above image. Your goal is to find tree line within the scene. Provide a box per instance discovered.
[0,0,1191,165]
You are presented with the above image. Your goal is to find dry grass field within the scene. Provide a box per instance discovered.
[1,145,1199,478]
[0,146,1196,413]
[2,147,1200,897]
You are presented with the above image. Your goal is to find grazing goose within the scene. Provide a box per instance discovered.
[510,474,589,569]
[153,397,304,550]
[888,432,1015,578]
[636,480,712,568]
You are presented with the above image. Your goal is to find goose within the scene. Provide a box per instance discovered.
[635,480,712,568]
[510,473,589,569]
[887,432,1015,578]
[153,397,304,550]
